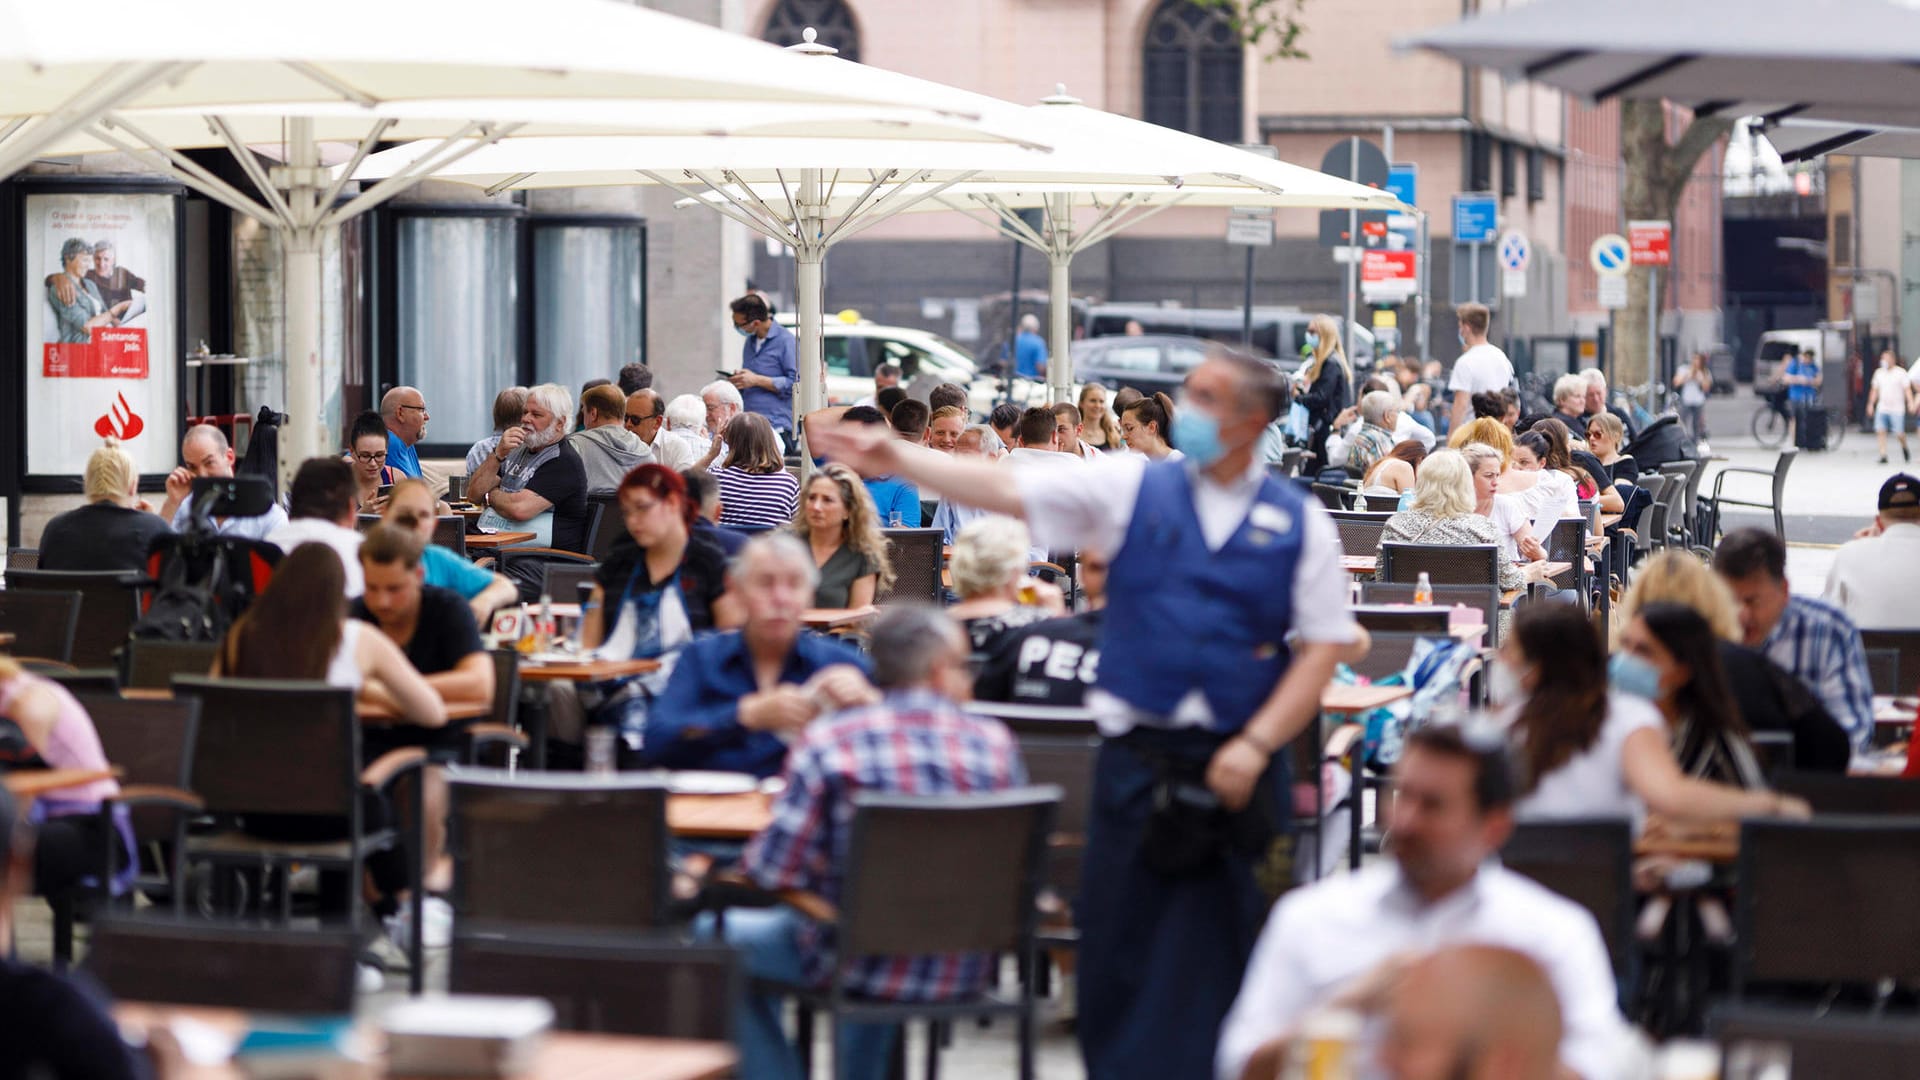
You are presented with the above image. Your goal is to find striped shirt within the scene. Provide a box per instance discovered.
[742,689,1026,1000]
[711,466,799,531]
[1762,595,1874,750]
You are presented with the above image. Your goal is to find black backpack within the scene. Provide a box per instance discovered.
[131,535,281,643]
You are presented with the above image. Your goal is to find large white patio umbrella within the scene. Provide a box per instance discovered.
[0,0,1026,463]
[1760,120,1920,162]
[1401,0,1920,129]
[355,73,1402,412]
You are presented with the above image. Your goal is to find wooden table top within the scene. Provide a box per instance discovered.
[464,531,537,550]
[802,605,879,629]
[113,1004,736,1080]
[668,791,775,840]
[1636,819,1738,863]
[120,687,491,723]
[1342,555,1377,575]
[1599,513,1623,530]
[1320,683,1412,714]
[5,767,117,799]
[517,657,662,682]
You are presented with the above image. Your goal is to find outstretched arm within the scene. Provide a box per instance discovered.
[809,422,1027,519]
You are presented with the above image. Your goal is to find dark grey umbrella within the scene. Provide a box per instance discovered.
[1402,0,1920,129]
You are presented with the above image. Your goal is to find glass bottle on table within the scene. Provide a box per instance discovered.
[1413,571,1433,606]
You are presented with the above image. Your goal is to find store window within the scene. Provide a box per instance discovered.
[1142,0,1244,143]
[395,212,519,449]
[532,220,645,397]
[762,0,860,59]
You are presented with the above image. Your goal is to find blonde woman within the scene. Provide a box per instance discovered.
[792,463,894,609]
[1374,449,1548,593]
[947,515,1064,654]
[38,438,172,572]
[1295,312,1353,469]
[1078,383,1125,452]
[1617,551,1851,773]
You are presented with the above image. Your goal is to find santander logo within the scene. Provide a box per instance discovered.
[94,392,145,441]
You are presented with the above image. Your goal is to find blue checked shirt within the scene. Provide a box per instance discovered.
[1762,595,1874,750]
[741,689,1026,1000]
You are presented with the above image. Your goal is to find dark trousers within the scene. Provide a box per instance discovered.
[1075,728,1286,1080]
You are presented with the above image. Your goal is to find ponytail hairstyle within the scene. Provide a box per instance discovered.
[1124,392,1175,443]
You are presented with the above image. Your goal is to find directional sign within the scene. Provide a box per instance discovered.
[1361,250,1418,303]
[1386,163,1419,243]
[1590,233,1631,276]
[1598,274,1628,309]
[1226,207,1273,247]
[1628,220,1671,267]
[1452,193,1498,244]
[1497,230,1530,273]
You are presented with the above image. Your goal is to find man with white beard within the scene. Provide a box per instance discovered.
[467,382,591,599]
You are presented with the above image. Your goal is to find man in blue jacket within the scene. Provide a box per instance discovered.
[728,294,800,447]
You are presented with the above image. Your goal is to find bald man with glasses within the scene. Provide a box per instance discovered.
[626,388,693,471]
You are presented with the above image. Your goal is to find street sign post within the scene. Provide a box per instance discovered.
[1362,250,1418,304]
[1628,220,1671,267]
[1451,193,1498,306]
[1387,163,1418,247]
[1232,143,1281,347]
[1590,234,1630,276]
[1498,229,1530,299]
[1320,137,1390,365]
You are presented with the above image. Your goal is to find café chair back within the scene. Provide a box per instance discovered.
[1732,817,1920,997]
[1361,582,1501,646]
[1747,731,1795,779]
[1710,1003,1920,1076]
[121,639,220,690]
[1772,771,1920,816]
[446,768,672,935]
[44,669,121,696]
[542,561,599,605]
[793,787,1060,1080]
[1864,648,1901,696]
[1348,631,1429,683]
[882,527,945,606]
[6,569,146,667]
[85,917,359,1014]
[5,547,39,571]
[432,514,468,559]
[1378,543,1500,588]
[450,930,739,1040]
[1860,629,1920,697]
[1541,517,1588,596]
[0,588,82,664]
[1351,604,1452,636]
[1311,483,1355,512]
[494,503,610,585]
[1011,732,1099,913]
[586,493,622,561]
[965,701,1099,739]
[1326,511,1394,559]
[1501,819,1637,989]
[1703,450,1793,543]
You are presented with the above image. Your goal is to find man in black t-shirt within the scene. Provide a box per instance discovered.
[975,549,1110,706]
[352,525,492,747]
[467,382,592,598]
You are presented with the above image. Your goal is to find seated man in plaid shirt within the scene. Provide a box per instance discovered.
[704,605,1026,1080]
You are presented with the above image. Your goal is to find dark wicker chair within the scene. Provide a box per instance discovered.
[6,569,146,667]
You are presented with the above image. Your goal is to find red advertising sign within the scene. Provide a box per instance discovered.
[1362,250,1417,283]
[1628,220,1671,267]
[44,327,149,379]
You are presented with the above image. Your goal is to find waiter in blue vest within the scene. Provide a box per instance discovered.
[812,351,1359,1079]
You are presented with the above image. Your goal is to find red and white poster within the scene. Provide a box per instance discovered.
[24,192,177,476]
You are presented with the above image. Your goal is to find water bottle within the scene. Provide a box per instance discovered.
[1413,571,1433,606]
[536,592,554,653]
[586,725,617,776]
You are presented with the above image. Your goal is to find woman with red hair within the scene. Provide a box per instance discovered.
[581,465,745,656]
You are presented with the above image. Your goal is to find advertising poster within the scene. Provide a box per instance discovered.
[25,191,178,476]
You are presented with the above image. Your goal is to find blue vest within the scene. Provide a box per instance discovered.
[1099,461,1305,733]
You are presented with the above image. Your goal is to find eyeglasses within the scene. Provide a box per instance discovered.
[396,404,428,414]
[353,451,388,465]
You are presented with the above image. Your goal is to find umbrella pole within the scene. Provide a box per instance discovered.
[282,118,326,482]
[794,168,825,475]
[1048,252,1073,405]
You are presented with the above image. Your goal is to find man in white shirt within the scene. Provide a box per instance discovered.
[157,424,288,541]
[1217,724,1626,1080]
[266,457,366,597]
[1823,473,1920,630]
[1447,302,1514,432]
[625,389,693,472]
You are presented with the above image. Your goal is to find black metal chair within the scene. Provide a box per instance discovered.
[5,569,147,668]
[542,561,600,605]
[1860,629,1920,698]
[85,917,360,1014]
[1011,731,1099,982]
[475,648,524,768]
[170,677,429,989]
[882,527,945,606]
[432,514,469,560]
[1311,482,1355,511]
[1865,647,1902,696]
[120,639,220,690]
[1350,604,1453,636]
[1378,543,1501,588]
[1772,771,1920,816]
[5,547,39,571]
[1501,819,1637,990]
[1731,817,1920,999]
[1326,511,1394,559]
[450,930,739,1040]
[51,692,204,966]
[446,768,672,937]
[1348,630,1434,682]
[494,503,609,592]
[965,701,1100,738]
[1748,730,1795,778]
[43,669,121,695]
[1710,1003,1920,1076]
[1361,582,1502,645]
[1540,517,1588,596]
[0,588,82,664]
[1704,450,1795,543]
[761,788,1060,1080]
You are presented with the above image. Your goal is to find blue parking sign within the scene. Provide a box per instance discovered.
[1452,193,1498,245]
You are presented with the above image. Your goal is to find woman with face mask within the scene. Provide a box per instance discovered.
[1614,604,1766,789]
[1292,313,1352,475]
[1495,605,1807,827]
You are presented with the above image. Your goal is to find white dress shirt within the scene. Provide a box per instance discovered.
[1216,862,1628,1080]
[265,517,365,597]
[1327,413,1437,467]
[645,430,696,472]
[1014,452,1359,733]
[1823,521,1920,630]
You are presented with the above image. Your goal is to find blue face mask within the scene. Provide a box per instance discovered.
[734,323,753,338]
[1608,651,1663,701]
[1171,407,1225,468]
[1304,331,1319,349]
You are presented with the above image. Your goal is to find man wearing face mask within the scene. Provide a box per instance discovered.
[811,350,1360,1080]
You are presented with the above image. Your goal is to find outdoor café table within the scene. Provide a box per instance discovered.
[462,531,537,551]
[112,1003,737,1080]
[1342,555,1377,576]
[1319,683,1413,875]
[511,657,662,770]
[801,606,879,630]
[118,687,491,724]
[668,789,776,841]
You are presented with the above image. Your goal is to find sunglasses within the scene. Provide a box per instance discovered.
[625,412,659,425]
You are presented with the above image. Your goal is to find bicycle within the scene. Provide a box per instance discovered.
[1751,383,1847,450]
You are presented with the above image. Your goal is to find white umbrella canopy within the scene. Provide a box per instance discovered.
[356,85,1402,407]
[1401,0,1920,126]
[0,1,1027,467]
[1761,120,1920,162]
